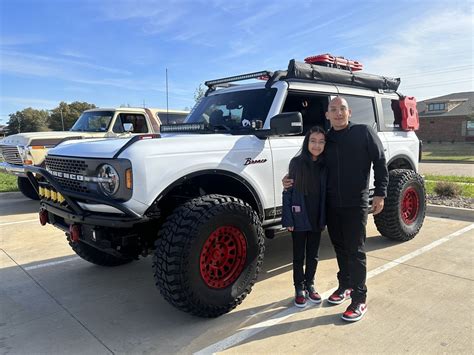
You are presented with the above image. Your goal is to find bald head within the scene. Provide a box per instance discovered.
[326,96,351,130]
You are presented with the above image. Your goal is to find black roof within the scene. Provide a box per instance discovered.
[417,91,474,118]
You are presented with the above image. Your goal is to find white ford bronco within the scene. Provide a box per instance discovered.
[26,55,426,317]
[0,107,188,199]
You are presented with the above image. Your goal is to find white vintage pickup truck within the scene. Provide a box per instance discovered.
[0,107,188,199]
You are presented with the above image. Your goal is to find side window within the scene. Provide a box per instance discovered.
[282,93,329,135]
[158,113,188,125]
[344,96,377,129]
[381,98,402,131]
[112,115,124,133]
[113,114,149,133]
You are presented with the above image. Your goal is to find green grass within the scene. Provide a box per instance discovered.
[0,172,18,192]
[425,180,474,198]
[424,174,474,184]
[422,142,474,162]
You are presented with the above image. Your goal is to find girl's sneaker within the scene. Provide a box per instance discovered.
[306,285,322,304]
[294,289,307,308]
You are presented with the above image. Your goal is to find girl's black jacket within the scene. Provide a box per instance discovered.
[325,122,388,208]
[281,162,327,232]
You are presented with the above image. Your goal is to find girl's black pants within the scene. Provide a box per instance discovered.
[292,230,322,290]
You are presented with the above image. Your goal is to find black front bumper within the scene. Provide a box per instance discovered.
[25,165,147,228]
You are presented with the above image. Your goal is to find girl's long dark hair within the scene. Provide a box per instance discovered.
[289,125,326,195]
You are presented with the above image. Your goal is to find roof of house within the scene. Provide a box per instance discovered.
[417,91,474,118]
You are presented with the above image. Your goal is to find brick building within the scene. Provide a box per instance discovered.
[416,92,474,142]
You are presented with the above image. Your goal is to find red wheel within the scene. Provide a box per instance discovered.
[401,187,420,225]
[200,226,247,289]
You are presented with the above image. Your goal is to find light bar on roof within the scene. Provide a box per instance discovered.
[205,71,273,87]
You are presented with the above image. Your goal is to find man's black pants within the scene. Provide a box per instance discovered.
[291,230,322,290]
[326,206,368,302]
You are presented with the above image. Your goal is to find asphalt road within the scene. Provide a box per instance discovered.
[1,195,473,354]
[419,162,474,177]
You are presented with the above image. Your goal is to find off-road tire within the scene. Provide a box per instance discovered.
[374,169,426,241]
[17,176,39,200]
[153,194,265,318]
[69,239,134,266]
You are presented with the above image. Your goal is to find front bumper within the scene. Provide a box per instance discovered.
[24,165,147,228]
[0,162,27,176]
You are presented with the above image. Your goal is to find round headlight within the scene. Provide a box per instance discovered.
[98,164,119,195]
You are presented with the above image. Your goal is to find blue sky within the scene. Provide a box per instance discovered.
[0,0,472,125]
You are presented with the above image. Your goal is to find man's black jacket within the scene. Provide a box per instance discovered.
[325,122,388,208]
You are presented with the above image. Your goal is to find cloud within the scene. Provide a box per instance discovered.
[0,96,59,108]
[363,8,473,100]
[0,50,132,79]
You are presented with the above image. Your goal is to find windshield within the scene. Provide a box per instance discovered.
[70,111,114,132]
[185,88,277,130]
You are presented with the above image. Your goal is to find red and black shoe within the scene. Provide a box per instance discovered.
[327,288,352,305]
[306,285,322,304]
[342,301,367,322]
[294,289,307,308]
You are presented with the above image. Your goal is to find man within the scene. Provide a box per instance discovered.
[283,96,388,322]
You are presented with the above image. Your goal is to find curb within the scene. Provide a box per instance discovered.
[426,204,474,221]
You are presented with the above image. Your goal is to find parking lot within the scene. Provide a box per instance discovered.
[1,193,473,354]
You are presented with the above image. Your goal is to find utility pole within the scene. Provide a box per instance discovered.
[60,109,65,131]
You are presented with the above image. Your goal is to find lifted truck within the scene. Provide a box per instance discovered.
[0,107,188,199]
[26,55,426,317]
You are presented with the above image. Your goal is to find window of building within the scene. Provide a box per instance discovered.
[428,103,446,111]
[467,121,474,136]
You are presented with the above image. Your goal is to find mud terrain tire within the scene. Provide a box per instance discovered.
[374,169,426,241]
[153,194,265,317]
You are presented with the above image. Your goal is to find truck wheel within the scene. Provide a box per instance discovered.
[69,239,134,266]
[374,169,426,241]
[153,194,264,317]
[17,176,39,200]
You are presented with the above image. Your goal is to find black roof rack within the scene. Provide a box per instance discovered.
[204,58,401,95]
[205,70,273,95]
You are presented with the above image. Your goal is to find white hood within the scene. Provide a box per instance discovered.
[0,131,92,147]
[48,136,133,158]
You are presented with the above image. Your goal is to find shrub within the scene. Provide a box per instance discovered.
[433,181,462,197]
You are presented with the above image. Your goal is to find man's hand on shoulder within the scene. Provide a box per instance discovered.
[372,196,385,215]
[282,174,294,189]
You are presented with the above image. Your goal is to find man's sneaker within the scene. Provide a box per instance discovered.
[341,301,367,322]
[306,285,322,304]
[294,289,307,308]
[327,288,352,305]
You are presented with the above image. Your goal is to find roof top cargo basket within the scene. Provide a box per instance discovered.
[286,59,400,91]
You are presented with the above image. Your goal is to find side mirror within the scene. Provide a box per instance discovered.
[269,112,303,136]
[123,123,134,133]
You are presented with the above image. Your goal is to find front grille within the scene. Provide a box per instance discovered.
[45,156,89,193]
[0,145,23,165]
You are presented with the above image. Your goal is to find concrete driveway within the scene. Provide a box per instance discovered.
[1,194,473,354]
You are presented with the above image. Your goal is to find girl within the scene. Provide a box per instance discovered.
[282,126,327,308]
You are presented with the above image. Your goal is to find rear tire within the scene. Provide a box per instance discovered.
[374,169,426,241]
[153,194,264,317]
[18,176,39,200]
